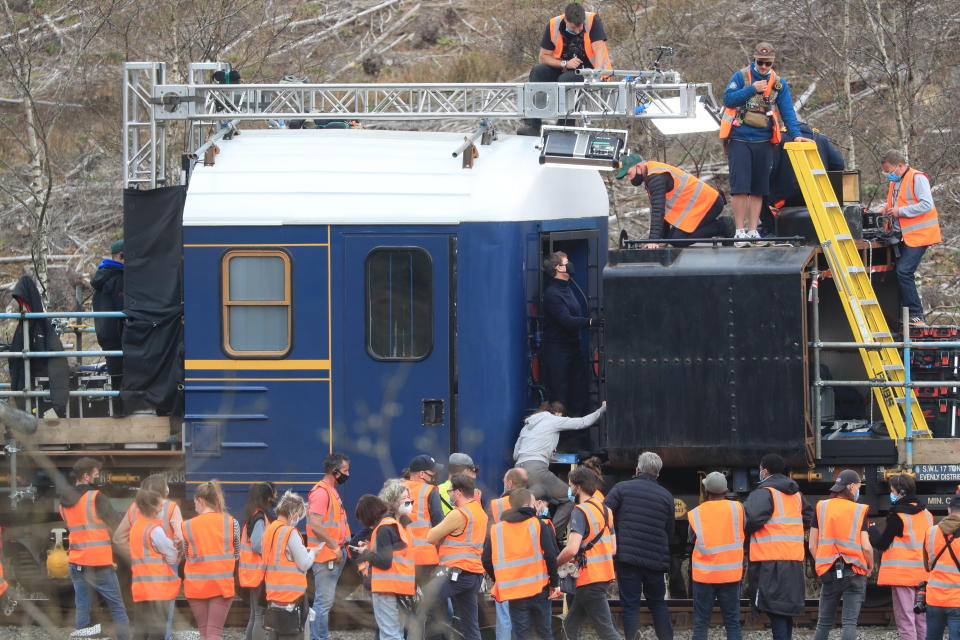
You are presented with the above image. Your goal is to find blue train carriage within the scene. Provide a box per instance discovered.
[181,128,609,515]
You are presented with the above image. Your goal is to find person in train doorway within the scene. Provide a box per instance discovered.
[425,473,489,640]
[809,469,874,640]
[514,400,606,535]
[615,154,730,247]
[92,239,125,404]
[688,472,744,640]
[59,456,130,640]
[262,492,316,640]
[541,250,595,417]
[403,455,446,587]
[307,453,352,640]
[870,473,933,640]
[923,493,960,640]
[720,42,812,247]
[438,452,479,514]
[604,451,674,640]
[483,488,560,640]
[516,3,613,137]
[743,454,813,640]
[487,467,529,640]
[879,149,942,326]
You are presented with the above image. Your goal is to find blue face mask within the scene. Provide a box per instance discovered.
[539,506,549,517]
[851,490,860,502]
[886,172,901,182]
[890,491,899,503]
[565,26,581,36]
[567,487,575,502]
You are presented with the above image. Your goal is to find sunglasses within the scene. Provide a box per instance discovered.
[755,60,774,67]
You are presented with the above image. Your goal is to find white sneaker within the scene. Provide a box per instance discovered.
[747,229,769,246]
[734,228,751,248]
[71,624,101,638]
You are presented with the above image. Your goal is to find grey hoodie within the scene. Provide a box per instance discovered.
[513,405,606,465]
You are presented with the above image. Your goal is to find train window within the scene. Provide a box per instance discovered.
[222,250,292,357]
[365,248,432,361]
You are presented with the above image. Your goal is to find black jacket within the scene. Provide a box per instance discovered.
[770,123,845,206]
[542,279,589,345]
[482,506,559,588]
[604,474,674,571]
[870,495,928,551]
[7,276,69,412]
[92,261,125,348]
[59,483,121,530]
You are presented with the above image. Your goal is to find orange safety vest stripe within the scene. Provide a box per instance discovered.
[438,500,488,573]
[748,487,805,562]
[887,167,942,247]
[719,67,782,144]
[646,162,721,233]
[814,498,869,576]
[182,512,237,599]
[547,13,613,76]
[403,480,440,565]
[575,498,615,587]
[490,497,510,524]
[690,500,745,583]
[370,517,416,596]
[926,526,960,607]
[490,517,549,602]
[306,480,351,563]
[263,521,307,604]
[60,490,113,566]
[238,509,269,588]
[130,519,181,602]
[878,509,933,586]
[128,500,177,540]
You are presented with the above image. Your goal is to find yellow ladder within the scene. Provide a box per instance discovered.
[785,141,930,440]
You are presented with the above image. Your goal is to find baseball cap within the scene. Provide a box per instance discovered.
[754,42,776,59]
[409,454,442,474]
[702,471,728,494]
[829,469,861,493]
[615,153,644,179]
[950,494,960,510]
[110,239,124,255]
[448,452,476,470]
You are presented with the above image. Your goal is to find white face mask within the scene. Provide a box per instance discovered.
[398,502,413,516]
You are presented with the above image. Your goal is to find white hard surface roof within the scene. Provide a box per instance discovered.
[183,129,610,226]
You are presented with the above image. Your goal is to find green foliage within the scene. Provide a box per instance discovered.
[436,37,455,47]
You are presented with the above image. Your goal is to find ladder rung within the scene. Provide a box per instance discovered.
[883,364,904,371]
[860,299,879,305]
[835,234,852,240]
[848,266,865,273]
[811,169,827,175]
[824,202,840,208]
[872,332,892,339]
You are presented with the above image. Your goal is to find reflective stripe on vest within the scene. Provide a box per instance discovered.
[887,167,942,248]
[60,490,113,566]
[370,517,416,596]
[491,517,549,602]
[690,500,745,583]
[182,513,237,599]
[878,509,932,586]
[814,499,869,576]
[547,13,613,77]
[926,526,960,607]
[307,480,351,563]
[403,480,440,565]
[131,519,181,602]
[438,500,488,573]
[645,161,721,233]
[749,487,805,562]
[576,498,615,587]
[264,521,307,604]
[718,67,782,144]
[490,497,510,524]
[238,510,268,588]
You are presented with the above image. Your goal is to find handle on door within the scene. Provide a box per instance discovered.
[422,399,444,426]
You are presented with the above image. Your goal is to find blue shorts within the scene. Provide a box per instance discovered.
[728,138,775,196]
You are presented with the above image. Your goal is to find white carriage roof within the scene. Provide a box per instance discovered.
[183,129,610,226]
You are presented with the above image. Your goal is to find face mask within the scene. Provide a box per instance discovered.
[890,492,899,503]
[565,26,581,36]
[851,490,860,502]
[630,173,645,187]
[563,262,576,276]
[539,506,549,517]
[886,172,901,182]
[334,470,350,485]
[567,487,575,502]
[398,501,413,516]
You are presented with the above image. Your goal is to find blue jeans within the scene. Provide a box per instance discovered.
[692,581,741,640]
[372,592,406,640]
[310,552,346,640]
[508,589,553,640]
[69,563,131,640]
[926,606,960,640]
[812,571,866,640]
[896,244,929,318]
[495,599,512,640]
[768,613,794,640]
[616,562,672,640]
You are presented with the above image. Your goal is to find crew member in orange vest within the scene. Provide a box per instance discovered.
[923,493,960,640]
[483,488,560,640]
[306,452,351,640]
[130,489,181,640]
[872,473,932,640]
[59,457,130,640]
[516,3,613,137]
[879,149,942,325]
[263,491,315,640]
[809,469,874,640]
[426,473,489,640]
[402,454,445,586]
[240,482,277,640]
[182,480,240,640]
[488,466,530,640]
[743,453,813,640]
[616,154,729,247]
[114,473,184,558]
[688,472,744,640]
[557,467,621,640]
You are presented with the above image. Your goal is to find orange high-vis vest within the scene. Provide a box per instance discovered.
[719,67,783,144]
[887,167,942,247]
[878,509,933,586]
[593,490,605,502]
[263,520,308,605]
[438,500,488,573]
[814,498,869,576]
[748,487,805,562]
[238,510,270,588]
[547,13,612,78]
[575,497,616,587]
[645,162,721,233]
[925,526,960,607]
[182,512,237,599]
[0,526,7,597]
[490,517,549,602]
[690,500,745,583]
[126,500,177,540]
[490,497,510,524]
[130,518,181,602]
[403,480,441,565]
[60,490,113,566]
[370,516,416,596]
[307,480,351,563]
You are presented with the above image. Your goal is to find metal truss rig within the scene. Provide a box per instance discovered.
[123,61,716,188]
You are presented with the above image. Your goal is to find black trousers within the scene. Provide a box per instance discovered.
[664,195,726,245]
[509,589,554,640]
[523,64,585,128]
[541,341,588,417]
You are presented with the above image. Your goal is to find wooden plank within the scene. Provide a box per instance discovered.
[24,416,172,445]
[898,438,960,465]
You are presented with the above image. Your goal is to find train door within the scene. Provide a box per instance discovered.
[339,233,454,482]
